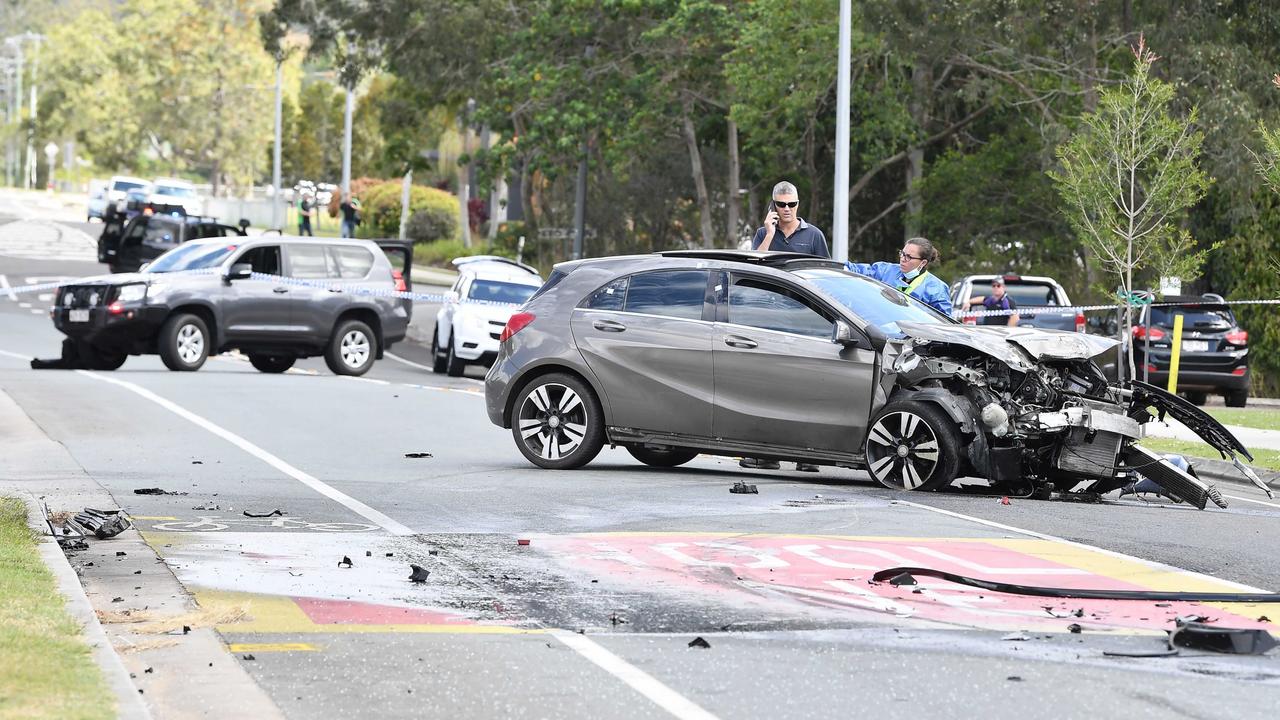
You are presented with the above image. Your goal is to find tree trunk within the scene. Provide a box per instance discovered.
[1081,11,1099,293]
[680,98,714,248]
[726,118,741,247]
[905,62,932,240]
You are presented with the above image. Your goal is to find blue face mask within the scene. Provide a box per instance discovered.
[903,266,923,280]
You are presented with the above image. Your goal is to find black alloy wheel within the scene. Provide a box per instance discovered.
[864,400,961,492]
[512,373,605,469]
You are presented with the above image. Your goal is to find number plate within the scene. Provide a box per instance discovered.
[1182,340,1209,352]
[69,309,90,323]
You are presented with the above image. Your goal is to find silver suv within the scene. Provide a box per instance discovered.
[51,236,412,376]
[484,251,1252,509]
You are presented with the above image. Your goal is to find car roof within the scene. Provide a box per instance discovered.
[111,175,150,185]
[658,249,846,270]
[152,177,194,187]
[454,256,542,283]
[182,235,380,250]
[960,273,1065,285]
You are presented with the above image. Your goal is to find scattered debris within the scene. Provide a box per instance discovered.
[409,565,430,583]
[64,508,131,539]
[1260,616,1272,623]
[133,488,187,496]
[610,613,626,626]
[1103,647,1180,658]
[1002,633,1031,642]
[385,552,394,557]
[687,637,711,649]
[144,667,153,674]
[116,551,127,557]
[366,551,372,557]
[1068,624,1082,634]
[1006,676,1023,682]
[242,509,283,518]
[191,461,203,465]
[242,654,256,661]
[404,452,433,459]
[517,539,531,546]
[730,481,758,494]
[192,504,221,511]
[999,496,1011,506]
[1170,619,1278,655]
[112,597,124,603]
[338,556,353,568]
[887,572,918,587]
[427,550,439,556]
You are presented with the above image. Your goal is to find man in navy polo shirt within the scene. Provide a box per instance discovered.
[751,181,829,258]
[741,180,827,473]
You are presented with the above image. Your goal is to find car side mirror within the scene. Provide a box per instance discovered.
[238,218,251,230]
[225,263,253,281]
[833,320,858,346]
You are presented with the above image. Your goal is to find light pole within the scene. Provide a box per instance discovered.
[831,0,851,263]
[272,60,283,231]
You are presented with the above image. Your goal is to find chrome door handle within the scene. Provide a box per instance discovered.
[592,319,627,332]
[724,335,758,349]
[328,287,343,293]
[273,287,289,294]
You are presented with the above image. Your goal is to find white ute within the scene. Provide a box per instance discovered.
[432,256,543,376]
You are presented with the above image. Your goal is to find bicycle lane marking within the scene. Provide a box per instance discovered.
[74,369,415,536]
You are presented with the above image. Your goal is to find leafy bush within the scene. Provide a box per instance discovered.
[357,181,460,240]
[413,239,478,267]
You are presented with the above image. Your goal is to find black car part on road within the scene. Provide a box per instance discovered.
[871,567,1280,603]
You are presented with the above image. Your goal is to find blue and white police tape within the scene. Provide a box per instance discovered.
[1,268,520,309]
[956,297,1280,320]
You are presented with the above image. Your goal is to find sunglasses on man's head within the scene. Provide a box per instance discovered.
[773,200,799,208]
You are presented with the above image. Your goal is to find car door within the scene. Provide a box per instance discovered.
[711,272,875,454]
[286,244,351,343]
[570,269,715,437]
[220,245,294,343]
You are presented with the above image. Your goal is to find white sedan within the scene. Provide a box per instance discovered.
[432,256,543,376]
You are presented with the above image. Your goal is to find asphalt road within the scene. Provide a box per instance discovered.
[2,192,1279,719]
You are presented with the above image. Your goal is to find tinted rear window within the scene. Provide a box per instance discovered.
[331,245,374,278]
[529,269,568,302]
[1151,306,1234,329]
[469,280,537,304]
[623,270,707,320]
[1002,283,1063,307]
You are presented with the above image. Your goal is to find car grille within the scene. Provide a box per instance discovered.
[59,285,109,309]
[1054,428,1121,477]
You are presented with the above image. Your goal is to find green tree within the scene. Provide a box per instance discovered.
[1050,37,1212,379]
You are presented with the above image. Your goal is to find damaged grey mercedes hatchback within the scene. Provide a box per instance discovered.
[485,251,1267,509]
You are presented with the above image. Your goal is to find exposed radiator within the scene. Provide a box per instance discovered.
[1054,428,1122,477]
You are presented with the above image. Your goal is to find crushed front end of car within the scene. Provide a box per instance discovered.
[881,323,1264,509]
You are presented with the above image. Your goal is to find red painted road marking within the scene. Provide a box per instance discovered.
[539,534,1276,634]
[294,597,475,626]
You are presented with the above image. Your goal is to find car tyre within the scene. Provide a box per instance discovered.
[430,326,447,374]
[1225,389,1248,408]
[1184,391,1208,406]
[325,319,375,376]
[158,313,209,371]
[626,446,699,468]
[864,399,961,492]
[512,373,605,469]
[445,339,466,377]
[248,353,295,374]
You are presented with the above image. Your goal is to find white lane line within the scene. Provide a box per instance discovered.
[341,376,389,386]
[893,499,1272,592]
[74,370,415,537]
[549,629,721,720]
[18,302,30,308]
[385,351,434,372]
[0,274,16,301]
[0,349,32,361]
[1224,494,1280,510]
[29,309,42,315]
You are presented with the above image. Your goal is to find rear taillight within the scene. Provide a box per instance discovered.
[1075,313,1085,333]
[1225,328,1248,345]
[108,301,124,315]
[1133,325,1166,341]
[391,269,406,292]
[1146,364,1158,374]
[500,312,535,342]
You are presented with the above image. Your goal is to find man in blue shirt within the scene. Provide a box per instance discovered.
[751,181,829,257]
[846,237,952,315]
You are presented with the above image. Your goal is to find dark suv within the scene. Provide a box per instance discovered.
[98,211,248,273]
[1129,294,1250,407]
[53,236,413,376]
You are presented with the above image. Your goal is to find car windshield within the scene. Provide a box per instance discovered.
[113,181,148,192]
[1150,305,1234,329]
[794,268,952,335]
[469,279,538,304]
[147,243,237,273]
[155,185,196,198]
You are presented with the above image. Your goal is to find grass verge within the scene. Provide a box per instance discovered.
[1203,407,1280,432]
[1137,438,1280,473]
[0,496,113,720]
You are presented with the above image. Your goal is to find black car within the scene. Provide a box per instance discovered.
[98,210,248,273]
[54,236,413,376]
[1129,294,1250,407]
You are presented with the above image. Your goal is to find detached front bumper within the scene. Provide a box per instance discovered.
[52,304,166,352]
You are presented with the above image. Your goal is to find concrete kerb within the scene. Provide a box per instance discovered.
[12,492,152,720]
